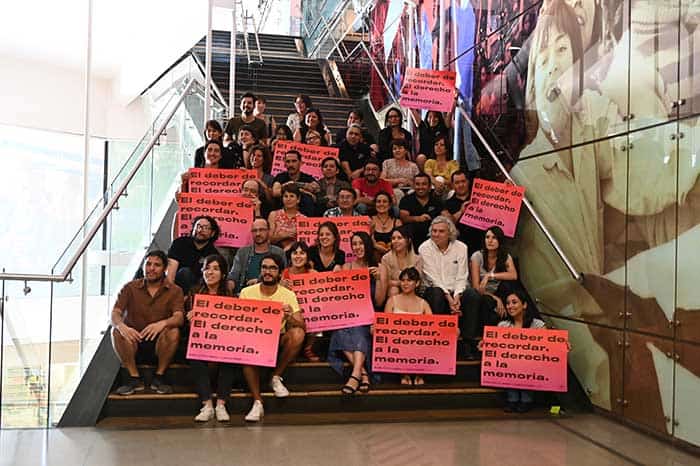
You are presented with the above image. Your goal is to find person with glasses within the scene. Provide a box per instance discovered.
[227,218,287,295]
[377,107,412,164]
[166,216,221,293]
[239,253,306,421]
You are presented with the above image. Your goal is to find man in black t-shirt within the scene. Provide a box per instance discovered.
[167,216,220,293]
[338,124,373,180]
[334,110,377,150]
[399,173,443,251]
[223,92,268,143]
[271,150,318,216]
[441,171,484,255]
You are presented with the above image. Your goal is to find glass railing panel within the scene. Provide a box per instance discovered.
[0,280,51,428]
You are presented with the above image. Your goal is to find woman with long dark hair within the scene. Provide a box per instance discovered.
[371,191,402,260]
[377,107,412,163]
[469,226,518,333]
[185,254,236,422]
[380,225,422,298]
[293,107,331,146]
[329,232,386,394]
[308,221,345,272]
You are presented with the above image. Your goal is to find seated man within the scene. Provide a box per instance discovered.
[442,170,484,255]
[399,173,443,251]
[228,218,287,294]
[418,216,481,358]
[352,159,395,214]
[111,250,185,395]
[316,157,352,214]
[239,253,306,421]
[271,149,318,216]
[324,186,361,217]
[338,124,373,180]
[167,216,221,293]
[334,109,377,150]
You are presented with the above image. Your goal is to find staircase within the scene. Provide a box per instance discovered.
[97,336,545,428]
[192,32,358,136]
[329,35,372,99]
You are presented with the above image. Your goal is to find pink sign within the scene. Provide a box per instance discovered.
[289,269,374,332]
[480,326,568,392]
[186,295,283,367]
[271,140,339,179]
[296,216,371,261]
[399,68,457,112]
[188,168,257,195]
[372,313,458,375]
[177,193,254,247]
[459,178,525,237]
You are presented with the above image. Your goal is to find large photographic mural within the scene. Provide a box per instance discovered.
[371,0,700,445]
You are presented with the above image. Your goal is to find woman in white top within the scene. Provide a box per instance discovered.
[384,267,432,385]
[470,226,518,323]
[497,289,546,413]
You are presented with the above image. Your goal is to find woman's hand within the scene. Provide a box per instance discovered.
[494,297,506,318]
[479,276,489,294]
[186,310,195,321]
[368,266,379,279]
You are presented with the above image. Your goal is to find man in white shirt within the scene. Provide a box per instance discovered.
[418,216,481,358]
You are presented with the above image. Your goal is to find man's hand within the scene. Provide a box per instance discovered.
[117,323,142,344]
[282,304,293,319]
[140,320,168,341]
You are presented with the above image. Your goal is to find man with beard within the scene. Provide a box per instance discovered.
[352,159,394,214]
[228,218,287,294]
[271,150,318,216]
[239,253,305,421]
[111,250,184,395]
[224,92,268,143]
[167,216,221,293]
[399,173,443,251]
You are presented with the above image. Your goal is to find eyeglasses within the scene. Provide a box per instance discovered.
[195,224,212,231]
[261,265,279,271]
[251,228,269,233]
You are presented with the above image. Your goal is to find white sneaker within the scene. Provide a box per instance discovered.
[244,400,264,422]
[215,404,230,422]
[270,375,290,398]
[194,405,215,422]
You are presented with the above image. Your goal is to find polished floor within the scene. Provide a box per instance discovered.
[1,414,698,466]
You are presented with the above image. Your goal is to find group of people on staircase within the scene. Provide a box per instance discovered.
[109,91,545,423]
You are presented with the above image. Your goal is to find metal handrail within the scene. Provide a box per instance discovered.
[324,0,375,60]
[454,100,583,283]
[0,78,197,284]
[250,15,263,63]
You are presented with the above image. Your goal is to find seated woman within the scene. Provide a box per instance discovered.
[371,191,402,260]
[384,267,432,385]
[238,125,259,168]
[411,109,453,171]
[185,254,236,422]
[271,124,293,153]
[194,120,232,168]
[330,232,386,394]
[496,289,545,413]
[180,140,231,193]
[247,144,274,192]
[308,221,345,272]
[293,108,332,146]
[380,225,422,298]
[381,139,419,202]
[286,93,312,133]
[268,184,307,251]
[280,241,321,361]
[423,133,459,198]
[304,129,325,146]
[469,226,518,337]
[377,107,412,163]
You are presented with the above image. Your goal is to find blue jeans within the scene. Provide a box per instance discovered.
[506,389,533,404]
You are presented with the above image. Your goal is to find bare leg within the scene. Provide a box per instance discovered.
[242,365,262,401]
[111,328,139,377]
[154,327,180,375]
[273,327,305,377]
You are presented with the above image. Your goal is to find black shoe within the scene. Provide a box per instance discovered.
[150,374,173,394]
[516,402,533,413]
[116,376,144,396]
[503,402,517,413]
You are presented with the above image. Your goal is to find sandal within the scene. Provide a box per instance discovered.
[341,375,361,395]
[303,344,321,362]
[400,375,413,386]
[413,376,425,386]
[359,372,370,393]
